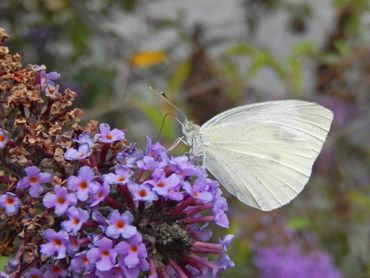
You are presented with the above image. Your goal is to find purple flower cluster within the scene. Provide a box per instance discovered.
[253,243,341,278]
[5,122,233,277]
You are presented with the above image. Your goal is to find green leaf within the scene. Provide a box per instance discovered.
[222,60,241,102]
[347,191,370,209]
[166,59,191,99]
[287,59,303,93]
[287,217,311,230]
[0,256,9,272]
[226,44,257,56]
[248,52,285,78]
[290,41,317,58]
[334,40,352,57]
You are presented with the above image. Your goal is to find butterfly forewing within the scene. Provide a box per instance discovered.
[199,100,333,211]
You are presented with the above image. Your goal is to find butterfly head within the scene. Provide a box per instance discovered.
[182,119,204,157]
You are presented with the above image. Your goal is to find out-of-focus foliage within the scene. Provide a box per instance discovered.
[1,0,370,277]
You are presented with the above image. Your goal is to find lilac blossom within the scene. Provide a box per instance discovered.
[104,166,132,185]
[68,166,99,201]
[69,252,93,274]
[64,144,91,160]
[217,235,235,271]
[0,128,8,149]
[40,229,69,259]
[43,264,67,278]
[169,156,199,177]
[183,177,214,203]
[148,171,180,197]
[74,131,94,148]
[67,236,80,253]
[254,244,341,278]
[23,268,43,278]
[87,237,117,271]
[61,207,89,235]
[116,144,143,168]
[43,186,77,215]
[96,123,125,143]
[90,181,110,206]
[212,196,230,228]
[136,155,164,171]
[16,166,52,197]
[145,137,169,161]
[35,66,60,87]
[129,183,158,202]
[0,192,20,216]
[115,234,147,269]
[106,210,137,239]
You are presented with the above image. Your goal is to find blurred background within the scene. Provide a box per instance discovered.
[1,0,370,277]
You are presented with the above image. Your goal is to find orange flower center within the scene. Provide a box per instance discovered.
[157,181,165,188]
[118,176,125,182]
[79,181,88,189]
[29,176,38,183]
[130,245,138,253]
[71,238,78,247]
[73,217,80,225]
[194,192,200,198]
[54,239,62,246]
[0,135,4,142]
[52,266,60,273]
[97,192,103,198]
[102,249,109,256]
[116,220,125,229]
[57,197,65,204]
[105,134,113,140]
[83,256,89,264]
[138,189,147,197]
[31,275,40,278]
[6,197,14,205]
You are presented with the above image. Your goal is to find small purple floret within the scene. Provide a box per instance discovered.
[43,186,77,215]
[0,192,20,216]
[96,123,125,143]
[16,166,52,198]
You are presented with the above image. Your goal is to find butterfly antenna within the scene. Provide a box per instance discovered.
[149,86,187,121]
[156,112,176,141]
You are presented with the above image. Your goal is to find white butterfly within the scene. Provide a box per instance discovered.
[181,100,333,211]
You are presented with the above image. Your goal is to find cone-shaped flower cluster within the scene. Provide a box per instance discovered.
[0,28,233,277]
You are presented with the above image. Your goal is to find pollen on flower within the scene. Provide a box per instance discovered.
[79,181,88,189]
[6,197,14,205]
[116,220,125,229]
[52,266,61,273]
[138,189,147,197]
[57,197,65,204]
[29,176,38,183]
[130,245,138,253]
[0,135,4,142]
[54,239,62,246]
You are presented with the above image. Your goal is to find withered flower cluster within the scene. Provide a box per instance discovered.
[0,28,233,277]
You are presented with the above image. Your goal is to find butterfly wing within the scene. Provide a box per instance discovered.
[200,100,333,211]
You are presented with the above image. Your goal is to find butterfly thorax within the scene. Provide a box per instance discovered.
[182,119,204,157]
